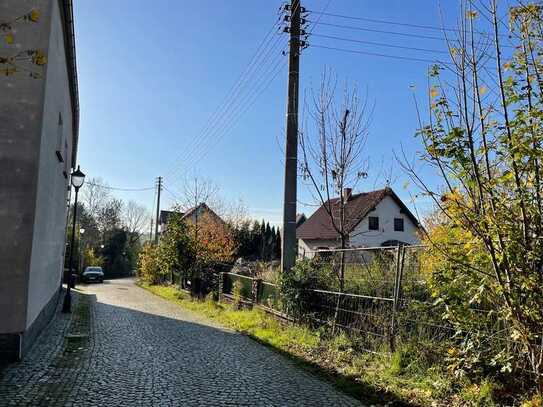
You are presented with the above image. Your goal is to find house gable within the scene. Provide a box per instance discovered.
[349,195,420,247]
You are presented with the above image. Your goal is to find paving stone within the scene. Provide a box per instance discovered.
[0,278,362,406]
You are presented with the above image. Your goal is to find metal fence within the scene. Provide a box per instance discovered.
[219,244,540,374]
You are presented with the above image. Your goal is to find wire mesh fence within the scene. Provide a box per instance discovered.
[218,245,541,375]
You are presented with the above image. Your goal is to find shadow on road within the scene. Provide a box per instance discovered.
[1,285,415,406]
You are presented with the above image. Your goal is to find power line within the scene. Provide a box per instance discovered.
[310,43,453,65]
[306,0,333,35]
[305,9,510,38]
[169,3,321,183]
[169,36,288,182]
[164,14,286,180]
[309,42,498,99]
[162,185,181,203]
[311,33,450,54]
[307,19,515,49]
[190,55,287,168]
[308,19,451,41]
[168,52,288,187]
[85,182,154,192]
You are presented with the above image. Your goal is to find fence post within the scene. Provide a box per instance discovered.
[390,244,404,352]
[218,272,224,303]
[252,278,262,305]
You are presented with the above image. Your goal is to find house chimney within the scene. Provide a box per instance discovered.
[343,187,352,201]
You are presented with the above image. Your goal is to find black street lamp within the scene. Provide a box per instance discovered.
[62,165,85,313]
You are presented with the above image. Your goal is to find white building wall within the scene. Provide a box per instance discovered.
[298,238,340,259]
[349,195,420,247]
[0,0,52,335]
[26,0,73,328]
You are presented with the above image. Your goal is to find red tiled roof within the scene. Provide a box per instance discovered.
[296,188,419,240]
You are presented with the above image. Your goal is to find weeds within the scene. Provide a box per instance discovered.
[138,282,535,406]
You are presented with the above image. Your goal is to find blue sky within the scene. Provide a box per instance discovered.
[74,1,508,225]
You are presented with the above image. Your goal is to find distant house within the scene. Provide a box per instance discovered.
[296,187,421,257]
[158,209,180,234]
[159,203,224,235]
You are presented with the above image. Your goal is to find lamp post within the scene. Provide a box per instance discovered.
[79,228,85,275]
[62,165,85,313]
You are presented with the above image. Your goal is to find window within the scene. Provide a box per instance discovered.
[394,218,404,232]
[368,216,379,231]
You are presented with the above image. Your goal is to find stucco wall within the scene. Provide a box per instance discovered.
[0,0,52,334]
[298,238,340,259]
[26,0,73,328]
[349,195,420,247]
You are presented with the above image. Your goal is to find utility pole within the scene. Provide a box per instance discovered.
[154,176,162,244]
[281,0,301,274]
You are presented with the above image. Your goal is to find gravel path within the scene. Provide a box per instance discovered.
[0,278,362,406]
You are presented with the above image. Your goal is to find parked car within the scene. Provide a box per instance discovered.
[82,266,104,283]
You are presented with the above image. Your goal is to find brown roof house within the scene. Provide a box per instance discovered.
[296,187,421,257]
[159,203,225,236]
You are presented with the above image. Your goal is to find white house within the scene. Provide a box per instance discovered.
[0,0,79,362]
[296,187,421,257]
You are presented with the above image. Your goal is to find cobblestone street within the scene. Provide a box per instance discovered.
[0,278,361,406]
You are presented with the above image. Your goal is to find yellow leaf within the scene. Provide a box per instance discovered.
[2,66,17,76]
[503,62,512,71]
[430,86,439,99]
[479,86,487,95]
[4,33,13,44]
[32,50,47,66]
[29,9,40,22]
[466,10,478,19]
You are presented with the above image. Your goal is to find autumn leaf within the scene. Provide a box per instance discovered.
[1,66,17,76]
[479,86,487,95]
[31,50,47,66]
[430,86,439,99]
[466,10,478,19]
[4,33,13,44]
[29,9,40,22]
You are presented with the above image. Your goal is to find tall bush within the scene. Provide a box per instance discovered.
[403,2,543,391]
[137,243,162,284]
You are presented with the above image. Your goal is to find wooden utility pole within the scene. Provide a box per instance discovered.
[154,176,162,244]
[281,0,301,274]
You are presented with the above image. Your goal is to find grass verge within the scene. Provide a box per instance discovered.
[138,282,530,406]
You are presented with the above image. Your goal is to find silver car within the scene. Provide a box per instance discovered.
[82,266,104,283]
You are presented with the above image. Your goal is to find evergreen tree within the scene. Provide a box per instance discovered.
[274,231,281,260]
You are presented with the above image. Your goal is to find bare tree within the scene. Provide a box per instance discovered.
[123,200,149,242]
[179,176,219,212]
[96,198,123,237]
[215,198,249,229]
[178,176,220,241]
[81,177,110,220]
[299,70,372,291]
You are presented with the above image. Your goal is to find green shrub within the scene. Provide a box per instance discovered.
[278,259,334,320]
[232,280,243,309]
[137,243,163,284]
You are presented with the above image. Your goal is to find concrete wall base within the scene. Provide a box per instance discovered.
[0,286,61,364]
